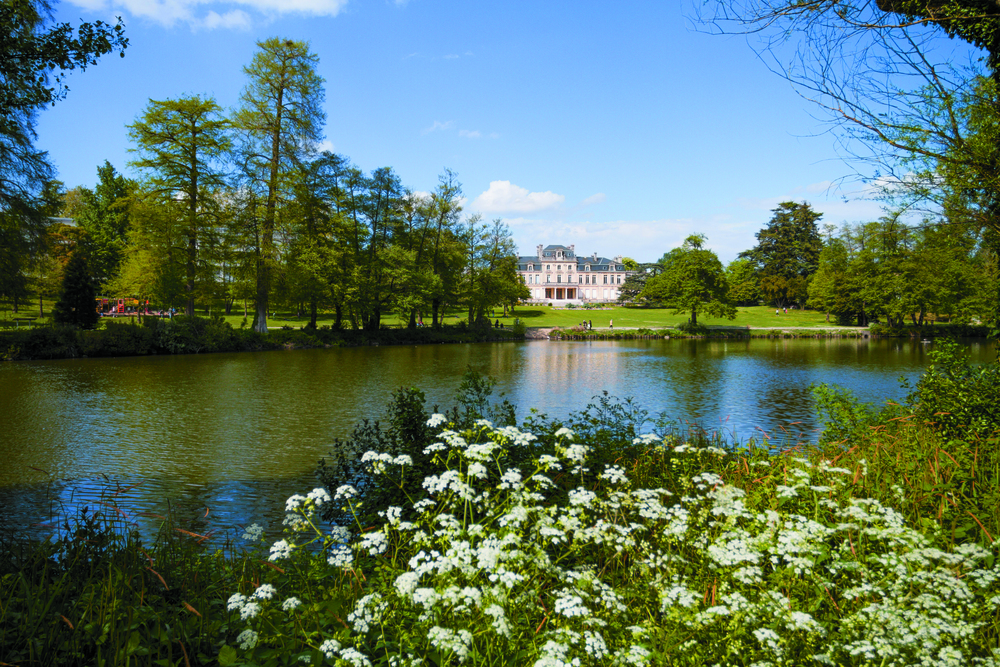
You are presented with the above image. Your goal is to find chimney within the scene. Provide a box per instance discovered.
[537,244,543,259]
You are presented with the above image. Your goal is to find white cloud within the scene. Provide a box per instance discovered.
[581,193,605,206]
[471,181,565,214]
[422,120,454,135]
[459,129,481,139]
[67,0,347,28]
[198,9,251,30]
[315,139,336,153]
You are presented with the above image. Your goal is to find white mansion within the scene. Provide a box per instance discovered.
[518,244,632,304]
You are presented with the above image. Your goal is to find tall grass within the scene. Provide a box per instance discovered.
[0,485,261,666]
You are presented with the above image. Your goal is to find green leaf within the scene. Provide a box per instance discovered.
[219,644,239,666]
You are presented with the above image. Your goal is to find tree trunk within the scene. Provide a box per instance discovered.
[39,295,43,318]
[432,298,441,328]
[309,299,317,328]
[186,232,196,317]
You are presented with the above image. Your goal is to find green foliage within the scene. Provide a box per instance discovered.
[741,202,823,308]
[724,256,760,306]
[234,37,326,333]
[317,371,518,526]
[51,251,99,329]
[0,487,248,667]
[811,383,899,445]
[79,321,155,356]
[0,324,79,360]
[75,161,133,288]
[904,338,1000,441]
[127,95,231,316]
[642,234,735,326]
[0,0,127,214]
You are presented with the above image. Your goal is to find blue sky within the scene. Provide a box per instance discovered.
[39,0,901,263]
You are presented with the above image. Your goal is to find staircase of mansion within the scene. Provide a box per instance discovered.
[517,244,632,305]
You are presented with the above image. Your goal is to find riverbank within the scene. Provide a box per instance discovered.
[0,316,524,361]
[539,321,988,340]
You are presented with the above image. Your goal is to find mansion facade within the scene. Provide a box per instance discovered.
[517,244,631,304]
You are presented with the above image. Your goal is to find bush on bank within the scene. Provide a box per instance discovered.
[0,316,523,361]
[3,347,1000,665]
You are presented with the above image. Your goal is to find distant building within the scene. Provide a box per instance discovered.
[517,244,631,304]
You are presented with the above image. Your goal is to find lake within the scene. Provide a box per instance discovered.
[0,337,992,540]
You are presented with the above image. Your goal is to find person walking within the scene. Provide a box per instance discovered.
[609,319,613,330]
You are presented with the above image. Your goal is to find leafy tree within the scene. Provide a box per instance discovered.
[740,202,823,308]
[234,38,325,333]
[725,257,760,306]
[460,216,526,326]
[617,263,661,305]
[127,96,231,316]
[52,250,98,329]
[0,0,127,213]
[642,234,736,326]
[74,161,133,289]
[703,0,1000,336]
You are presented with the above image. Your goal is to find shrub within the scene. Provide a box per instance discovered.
[903,338,1000,441]
[79,321,155,357]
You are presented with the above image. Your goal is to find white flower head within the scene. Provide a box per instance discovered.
[269,539,293,561]
[241,523,264,541]
[252,583,276,600]
[335,484,359,500]
[427,413,448,428]
[236,629,258,650]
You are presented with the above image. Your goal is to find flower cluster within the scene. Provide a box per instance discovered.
[225,424,1000,666]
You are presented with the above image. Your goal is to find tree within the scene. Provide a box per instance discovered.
[52,250,98,329]
[725,257,761,306]
[74,161,133,289]
[617,263,661,304]
[740,202,823,308]
[460,216,526,327]
[642,234,736,326]
[234,38,325,333]
[127,96,231,316]
[703,0,1000,335]
[1,0,127,214]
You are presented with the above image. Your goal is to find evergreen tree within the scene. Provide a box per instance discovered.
[740,202,823,308]
[52,251,99,329]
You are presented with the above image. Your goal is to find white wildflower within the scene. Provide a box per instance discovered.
[236,629,258,650]
[241,523,264,541]
[268,539,293,561]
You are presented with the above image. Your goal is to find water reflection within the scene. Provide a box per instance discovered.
[0,338,993,542]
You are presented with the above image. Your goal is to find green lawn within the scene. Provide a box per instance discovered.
[216,305,847,331]
[0,300,850,331]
